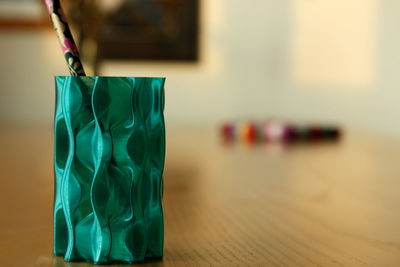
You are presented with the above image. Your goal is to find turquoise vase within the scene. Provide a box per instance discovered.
[53,76,166,264]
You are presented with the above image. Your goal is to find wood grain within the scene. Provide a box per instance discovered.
[0,124,399,266]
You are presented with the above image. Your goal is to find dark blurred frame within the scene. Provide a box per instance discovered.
[96,0,199,62]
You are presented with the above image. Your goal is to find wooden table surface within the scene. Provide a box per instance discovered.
[0,124,400,266]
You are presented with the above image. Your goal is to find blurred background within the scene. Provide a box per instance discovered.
[0,0,398,134]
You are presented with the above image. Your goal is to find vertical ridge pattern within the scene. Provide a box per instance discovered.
[54,76,165,264]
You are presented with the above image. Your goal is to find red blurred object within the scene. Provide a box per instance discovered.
[241,122,257,143]
[309,126,323,140]
[221,122,235,141]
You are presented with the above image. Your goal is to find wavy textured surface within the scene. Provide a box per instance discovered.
[53,76,165,264]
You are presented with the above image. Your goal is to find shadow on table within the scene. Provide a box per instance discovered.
[52,256,164,266]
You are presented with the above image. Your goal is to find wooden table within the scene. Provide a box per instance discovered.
[0,125,399,266]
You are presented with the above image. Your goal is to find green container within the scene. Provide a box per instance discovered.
[53,76,165,264]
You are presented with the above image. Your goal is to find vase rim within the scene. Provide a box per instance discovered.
[55,76,166,79]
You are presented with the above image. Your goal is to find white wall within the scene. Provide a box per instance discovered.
[100,0,292,126]
[0,30,69,123]
[1,0,400,134]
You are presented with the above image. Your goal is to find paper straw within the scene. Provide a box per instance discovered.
[44,0,86,76]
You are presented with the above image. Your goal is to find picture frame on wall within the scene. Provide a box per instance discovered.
[96,0,199,62]
[0,0,50,28]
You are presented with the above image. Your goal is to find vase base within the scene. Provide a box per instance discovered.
[53,254,163,265]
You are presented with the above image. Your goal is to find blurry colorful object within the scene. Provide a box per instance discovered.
[221,122,235,142]
[221,120,341,144]
[44,0,85,76]
[263,121,288,142]
[240,122,257,143]
[54,76,166,263]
